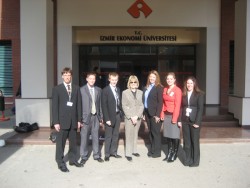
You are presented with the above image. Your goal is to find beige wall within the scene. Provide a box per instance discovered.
[57,0,219,27]
[57,0,220,105]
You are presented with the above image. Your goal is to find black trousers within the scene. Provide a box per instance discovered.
[56,125,77,167]
[104,113,121,157]
[182,121,201,166]
[145,111,162,157]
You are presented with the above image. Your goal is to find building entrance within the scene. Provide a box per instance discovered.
[79,44,196,90]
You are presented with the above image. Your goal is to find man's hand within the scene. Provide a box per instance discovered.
[54,124,60,132]
[78,122,82,129]
[106,121,111,126]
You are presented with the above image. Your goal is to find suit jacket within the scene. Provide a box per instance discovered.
[80,84,103,124]
[143,85,163,117]
[101,85,122,126]
[122,89,144,120]
[52,83,82,129]
[160,86,182,122]
[179,92,204,126]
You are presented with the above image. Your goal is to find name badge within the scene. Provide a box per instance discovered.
[186,108,192,117]
[169,92,174,96]
[67,102,73,106]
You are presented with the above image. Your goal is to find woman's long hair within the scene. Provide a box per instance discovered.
[146,70,162,88]
[183,76,204,96]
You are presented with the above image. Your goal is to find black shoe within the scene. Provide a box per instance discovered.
[147,152,153,158]
[95,158,104,163]
[132,153,140,157]
[184,160,193,166]
[69,161,83,167]
[167,152,174,162]
[152,154,161,158]
[125,156,132,161]
[167,158,174,162]
[58,165,69,172]
[80,159,87,165]
[110,154,122,158]
[104,156,110,161]
[189,163,199,167]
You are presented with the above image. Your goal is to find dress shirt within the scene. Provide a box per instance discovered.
[110,84,119,112]
[187,91,193,106]
[144,84,154,109]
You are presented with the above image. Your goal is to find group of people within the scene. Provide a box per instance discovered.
[52,67,204,173]
[146,71,204,167]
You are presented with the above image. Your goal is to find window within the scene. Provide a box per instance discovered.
[0,41,13,96]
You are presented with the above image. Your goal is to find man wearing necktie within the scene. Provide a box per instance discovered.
[79,72,104,164]
[52,67,83,172]
[101,72,123,161]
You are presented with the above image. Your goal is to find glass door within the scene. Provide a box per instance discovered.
[79,44,196,90]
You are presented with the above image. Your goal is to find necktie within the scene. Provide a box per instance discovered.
[67,84,71,96]
[115,88,120,112]
[90,88,96,114]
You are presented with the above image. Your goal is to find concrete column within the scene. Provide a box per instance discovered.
[57,26,79,85]
[229,0,250,126]
[16,0,54,127]
[57,26,73,83]
[196,27,220,105]
[206,27,220,105]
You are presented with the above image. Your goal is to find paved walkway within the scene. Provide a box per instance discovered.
[1,108,250,187]
[0,144,250,188]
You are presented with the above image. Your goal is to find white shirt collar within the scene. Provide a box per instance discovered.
[64,82,71,88]
[87,84,94,90]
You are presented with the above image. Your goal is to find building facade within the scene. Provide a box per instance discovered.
[0,0,249,126]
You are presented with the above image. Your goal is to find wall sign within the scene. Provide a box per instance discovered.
[127,0,152,18]
[74,28,200,44]
[100,31,176,42]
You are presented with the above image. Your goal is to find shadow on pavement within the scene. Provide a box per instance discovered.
[0,145,22,165]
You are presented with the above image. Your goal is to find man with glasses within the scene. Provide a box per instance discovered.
[52,67,83,172]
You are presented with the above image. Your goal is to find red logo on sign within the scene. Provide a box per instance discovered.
[127,0,152,18]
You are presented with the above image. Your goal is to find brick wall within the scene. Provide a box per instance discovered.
[0,0,20,108]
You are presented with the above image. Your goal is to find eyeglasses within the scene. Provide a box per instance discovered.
[130,81,137,84]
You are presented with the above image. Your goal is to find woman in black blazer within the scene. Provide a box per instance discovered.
[143,70,163,158]
[178,76,204,167]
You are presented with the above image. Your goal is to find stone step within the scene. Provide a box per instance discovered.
[202,114,235,122]
[6,126,250,145]
[202,120,239,127]
[5,117,244,146]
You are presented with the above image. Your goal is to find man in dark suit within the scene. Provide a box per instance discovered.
[52,67,83,172]
[79,72,104,165]
[101,72,122,161]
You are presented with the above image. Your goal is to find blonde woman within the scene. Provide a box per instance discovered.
[122,75,144,161]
